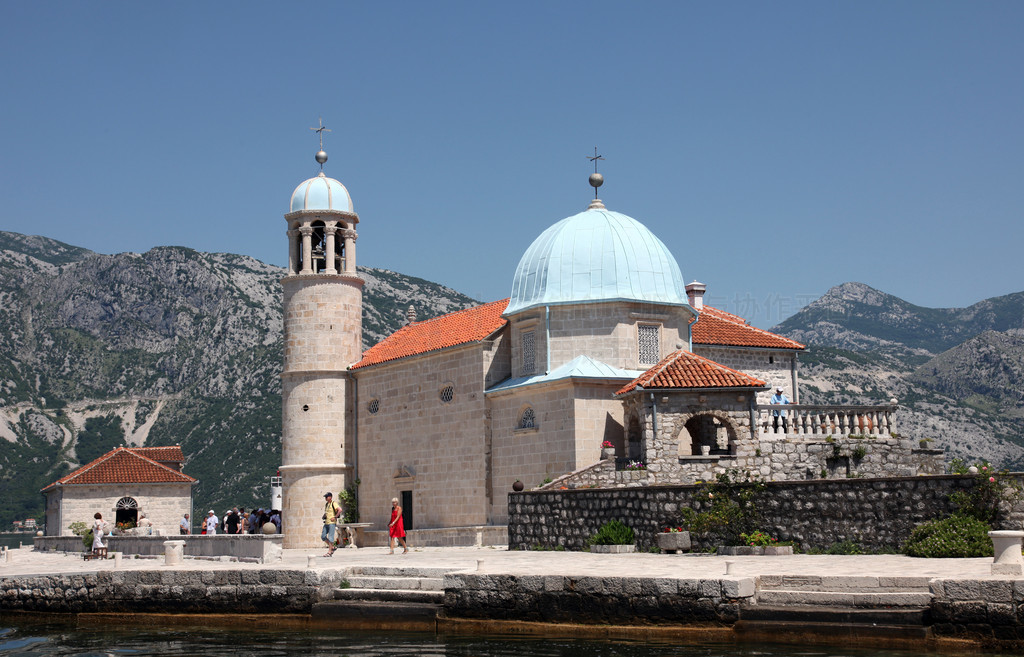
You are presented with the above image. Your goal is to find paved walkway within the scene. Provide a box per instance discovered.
[0,545,999,580]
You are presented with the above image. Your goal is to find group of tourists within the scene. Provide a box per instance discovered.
[320,491,407,557]
[179,508,281,535]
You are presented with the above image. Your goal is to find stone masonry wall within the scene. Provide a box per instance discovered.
[0,567,346,613]
[444,571,752,625]
[509,474,1024,551]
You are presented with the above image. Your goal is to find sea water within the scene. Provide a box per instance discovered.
[0,624,1010,657]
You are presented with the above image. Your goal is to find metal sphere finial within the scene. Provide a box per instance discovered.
[315,150,328,165]
[589,173,604,189]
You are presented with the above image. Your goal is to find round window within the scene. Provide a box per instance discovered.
[367,398,380,415]
[439,385,454,403]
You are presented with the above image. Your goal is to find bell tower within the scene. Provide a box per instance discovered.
[279,124,363,548]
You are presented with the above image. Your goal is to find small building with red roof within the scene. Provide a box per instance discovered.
[41,446,196,537]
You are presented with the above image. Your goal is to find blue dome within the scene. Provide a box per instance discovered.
[289,173,354,213]
[506,206,687,315]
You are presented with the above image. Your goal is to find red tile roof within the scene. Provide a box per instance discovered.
[352,298,509,369]
[616,350,768,396]
[41,446,196,492]
[128,446,184,463]
[692,305,804,350]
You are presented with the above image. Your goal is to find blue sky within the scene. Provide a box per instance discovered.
[2,2,1021,328]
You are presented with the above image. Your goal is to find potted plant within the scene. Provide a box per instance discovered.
[588,519,636,553]
[656,526,691,553]
[600,440,615,460]
[718,530,793,556]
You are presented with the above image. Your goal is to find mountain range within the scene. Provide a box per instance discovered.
[1,232,1021,527]
[772,281,1024,468]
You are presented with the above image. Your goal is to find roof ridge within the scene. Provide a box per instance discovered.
[407,297,510,327]
[125,447,195,481]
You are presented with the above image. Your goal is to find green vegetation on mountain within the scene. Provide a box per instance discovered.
[0,231,478,528]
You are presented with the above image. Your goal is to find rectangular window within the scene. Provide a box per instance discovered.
[522,330,535,374]
[638,324,660,365]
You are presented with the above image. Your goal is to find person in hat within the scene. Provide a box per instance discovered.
[205,509,219,535]
[321,492,342,556]
[770,386,790,433]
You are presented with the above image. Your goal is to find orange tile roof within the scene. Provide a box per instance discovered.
[616,350,767,396]
[352,298,509,369]
[128,446,184,463]
[41,446,196,491]
[691,305,804,350]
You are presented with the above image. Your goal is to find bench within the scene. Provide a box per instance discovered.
[335,523,373,548]
[83,547,108,560]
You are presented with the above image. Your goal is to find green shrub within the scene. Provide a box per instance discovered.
[824,539,864,555]
[903,515,993,558]
[589,520,635,546]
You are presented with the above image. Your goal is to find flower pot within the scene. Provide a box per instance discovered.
[590,544,635,554]
[700,445,711,456]
[656,531,691,553]
[600,447,615,460]
[512,480,524,492]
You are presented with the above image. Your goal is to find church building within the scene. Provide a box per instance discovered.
[279,144,938,548]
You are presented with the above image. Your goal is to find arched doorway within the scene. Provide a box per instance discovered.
[681,413,737,456]
[115,497,139,527]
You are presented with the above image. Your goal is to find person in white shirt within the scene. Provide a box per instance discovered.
[205,509,219,535]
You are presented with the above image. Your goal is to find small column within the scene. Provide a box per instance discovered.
[299,226,313,274]
[989,531,1024,575]
[287,229,300,275]
[323,225,338,275]
[343,229,357,274]
[163,540,186,566]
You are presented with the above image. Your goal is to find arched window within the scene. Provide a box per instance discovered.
[115,496,139,527]
[519,407,536,429]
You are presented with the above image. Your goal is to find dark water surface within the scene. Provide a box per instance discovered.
[0,624,1007,657]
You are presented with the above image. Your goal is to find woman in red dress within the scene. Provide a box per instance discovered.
[388,497,408,554]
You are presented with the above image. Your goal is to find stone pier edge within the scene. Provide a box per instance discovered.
[1,570,1022,651]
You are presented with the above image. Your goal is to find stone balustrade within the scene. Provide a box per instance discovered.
[757,404,897,437]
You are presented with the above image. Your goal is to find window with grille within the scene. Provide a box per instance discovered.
[521,330,535,374]
[367,398,380,414]
[439,385,454,403]
[638,324,660,365]
[519,407,536,429]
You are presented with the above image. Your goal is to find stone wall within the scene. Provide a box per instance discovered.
[47,484,192,538]
[0,567,345,613]
[930,577,1024,647]
[694,346,797,404]
[509,474,1024,551]
[444,571,752,625]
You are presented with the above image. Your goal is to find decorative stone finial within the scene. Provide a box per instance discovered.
[406,305,417,325]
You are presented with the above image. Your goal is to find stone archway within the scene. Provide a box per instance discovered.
[679,411,739,456]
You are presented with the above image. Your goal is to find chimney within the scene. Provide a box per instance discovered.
[685,281,706,310]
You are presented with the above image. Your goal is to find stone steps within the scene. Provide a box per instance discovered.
[757,589,933,607]
[740,604,930,627]
[331,566,454,606]
[758,574,932,592]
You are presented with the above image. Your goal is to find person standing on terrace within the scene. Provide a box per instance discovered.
[771,386,790,433]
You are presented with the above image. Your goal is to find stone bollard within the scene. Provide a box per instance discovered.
[113,552,123,568]
[163,540,186,566]
[988,530,1024,576]
[307,555,316,569]
[725,560,736,575]
[476,559,484,572]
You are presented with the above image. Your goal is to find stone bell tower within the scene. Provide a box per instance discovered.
[279,126,362,548]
